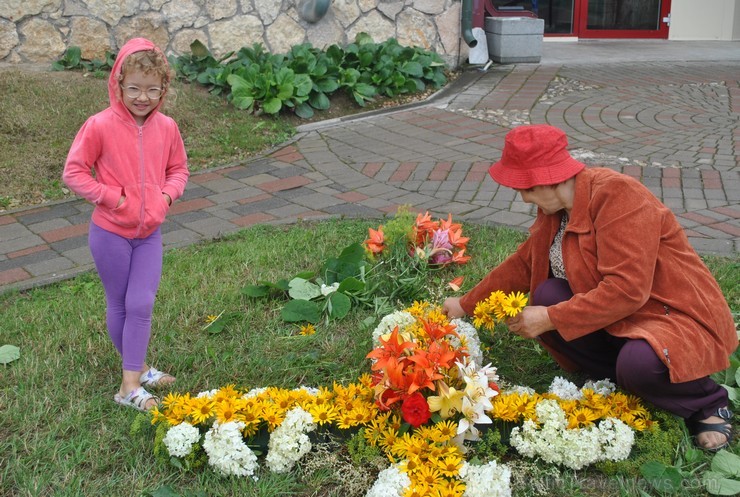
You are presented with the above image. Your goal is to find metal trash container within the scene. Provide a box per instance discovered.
[485,16,545,64]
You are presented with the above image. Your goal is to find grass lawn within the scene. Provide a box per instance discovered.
[1,219,738,497]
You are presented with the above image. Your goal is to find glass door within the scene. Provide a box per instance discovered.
[576,0,671,38]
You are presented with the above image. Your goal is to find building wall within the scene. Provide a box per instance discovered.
[0,0,471,68]
[669,0,740,40]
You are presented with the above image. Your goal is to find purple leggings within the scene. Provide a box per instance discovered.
[89,222,162,372]
[534,278,728,421]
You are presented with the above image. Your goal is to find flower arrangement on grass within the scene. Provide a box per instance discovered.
[148,299,652,494]
[494,376,651,470]
[363,207,470,302]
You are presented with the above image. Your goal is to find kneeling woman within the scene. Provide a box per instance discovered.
[443,125,737,451]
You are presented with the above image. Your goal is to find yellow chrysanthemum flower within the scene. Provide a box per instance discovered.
[439,479,466,497]
[213,384,240,404]
[436,453,463,478]
[430,420,458,443]
[307,403,339,426]
[567,407,600,429]
[299,323,316,336]
[262,404,285,432]
[414,464,445,488]
[188,397,215,425]
[502,291,528,317]
[403,483,432,497]
[214,398,245,424]
[491,395,520,422]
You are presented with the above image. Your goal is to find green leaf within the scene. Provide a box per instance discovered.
[0,345,20,364]
[703,470,740,495]
[309,92,330,111]
[281,299,321,323]
[288,278,322,300]
[337,277,364,294]
[190,39,211,58]
[327,291,351,320]
[262,97,282,115]
[640,461,683,493]
[241,284,271,297]
[295,103,314,119]
[338,242,366,263]
[711,450,740,478]
[293,74,313,97]
[401,61,424,77]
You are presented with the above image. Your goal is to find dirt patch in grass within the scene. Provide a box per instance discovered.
[0,65,458,212]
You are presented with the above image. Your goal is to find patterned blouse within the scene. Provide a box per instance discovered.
[549,212,569,279]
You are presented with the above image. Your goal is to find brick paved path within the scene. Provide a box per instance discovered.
[1,58,738,294]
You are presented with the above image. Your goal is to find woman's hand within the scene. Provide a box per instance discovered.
[506,306,554,339]
[442,297,466,318]
[162,192,172,206]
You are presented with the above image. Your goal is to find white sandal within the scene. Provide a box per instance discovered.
[114,386,159,412]
[139,367,175,389]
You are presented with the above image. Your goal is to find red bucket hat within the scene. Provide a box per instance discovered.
[488,125,585,189]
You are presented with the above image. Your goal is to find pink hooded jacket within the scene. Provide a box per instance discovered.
[63,38,189,239]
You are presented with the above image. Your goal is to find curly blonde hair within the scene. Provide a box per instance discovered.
[119,49,171,86]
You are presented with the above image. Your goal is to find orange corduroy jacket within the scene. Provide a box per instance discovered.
[460,168,737,383]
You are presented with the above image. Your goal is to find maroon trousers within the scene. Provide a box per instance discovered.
[533,278,728,421]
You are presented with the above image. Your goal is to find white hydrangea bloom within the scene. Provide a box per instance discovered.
[163,422,201,458]
[266,407,317,473]
[243,387,268,399]
[459,460,512,497]
[202,421,259,477]
[582,379,616,396]
[504,385,536,396]
[598,418,635,461]
[196,389,218,398]
[510,400,635,470]
[450,318,483,366]
[365,464,411,497]
[548,376,583,400]
[371,311,415,345]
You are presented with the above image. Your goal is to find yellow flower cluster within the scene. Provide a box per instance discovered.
[364,414,468,497]
[151,375,378,436]
[491,389,652,431]
[472,291,528,331]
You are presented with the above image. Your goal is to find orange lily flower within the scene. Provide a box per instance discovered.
[448,276,465,291]
[422,318,459,342]
[447,227,469,249]
[439,213,462,232]
[364,226,385,254]
[450,249,471,265]
[366,326,415,371]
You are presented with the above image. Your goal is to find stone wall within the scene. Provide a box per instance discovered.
[0,0,469,68]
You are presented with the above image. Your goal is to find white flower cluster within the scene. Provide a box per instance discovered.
[163,422,200,458]
[364,464,411,497]
[583,378,617,396]
[459,460,512,497]
[449,318,483,366]
[509,399,634,470]
[371,310,416,345]
[548,376,617,400]
[548,376,584,400]
[265,407,316,473]
[202,421,259,477]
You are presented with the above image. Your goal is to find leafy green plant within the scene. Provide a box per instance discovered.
[703,449,740,495]
[51,46,115,72]
[712,348,740,410]
[242,243,368,323]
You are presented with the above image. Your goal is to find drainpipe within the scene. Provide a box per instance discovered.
[461,0,478,47]
[298,0,331,23]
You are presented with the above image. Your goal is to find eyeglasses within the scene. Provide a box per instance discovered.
[121,86,164,100]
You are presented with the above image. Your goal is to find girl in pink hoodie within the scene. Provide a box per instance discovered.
[63,38,189,412]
